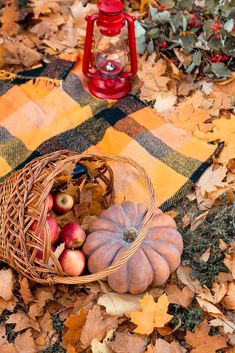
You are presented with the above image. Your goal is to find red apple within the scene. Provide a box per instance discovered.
[60,223,86,249]
[36,245,56,260]
[48,193,53,212]
[59,249,85,276]
[30,215,59,245]
[53,192,74,215]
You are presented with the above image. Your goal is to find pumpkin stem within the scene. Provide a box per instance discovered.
[123,228,138,243]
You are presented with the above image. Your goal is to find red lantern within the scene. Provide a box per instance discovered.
[82,0,137,100]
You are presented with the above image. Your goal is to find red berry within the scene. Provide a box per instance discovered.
[160,41,168,48]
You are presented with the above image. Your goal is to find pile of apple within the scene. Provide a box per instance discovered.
[30,192,86,276]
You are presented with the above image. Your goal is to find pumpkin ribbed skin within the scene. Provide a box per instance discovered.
[83,201,183,294]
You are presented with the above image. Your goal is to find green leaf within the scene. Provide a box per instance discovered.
[203,20,214,37]
[208,37,222,50]
[135,21,146,55]
[186,62,196,74]
[211,63,232,78]
[174,35,196,53]
[182,15,188,32]
[224,19,234,32]
[203,62,232,81]
[147,28,160,39]
[223,38,235,56]
[155,10,171,23]
[192,51,202,66]
[177,0,193,10]
[170,14,183,33]
[158,0,176,7]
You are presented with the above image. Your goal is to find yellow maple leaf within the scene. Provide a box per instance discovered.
[130,294,173,335]
[140,0,152,12]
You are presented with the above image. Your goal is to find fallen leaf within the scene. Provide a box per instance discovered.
[223,282,235,310]
[0,344,17,353]
[0,0,20,36]
[19,278,32,306]
[63,309,87,347]
[190,211,209,232]
[185,320,227,353]
[80,305,118,349]
[5,311,40,332]
[150,338,186,353]
[14,329,37,353]
[97,292,141,316]
[0,298,17,315]
[196,165,228,196]
[0,325,7,345]
[107,332,147,353]
[176,265,203,293]
[199,248,211,263]
[0,269,14,301]
[3,38,42,68]
[130,294,172,335]
[166,285,195,308]
[28,287,54,320]
[91,329,114,353]
[154,93,177,117]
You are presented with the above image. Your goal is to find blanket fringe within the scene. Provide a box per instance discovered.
[0,70,61,89]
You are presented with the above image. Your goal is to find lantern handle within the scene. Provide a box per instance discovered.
[120,13,138,79]
[82,13,99,79]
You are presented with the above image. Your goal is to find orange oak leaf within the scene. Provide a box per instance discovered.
[63,309,87,346]
[130,294,173,335]
[185,320,227,353]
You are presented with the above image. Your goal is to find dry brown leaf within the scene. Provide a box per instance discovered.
[176,265,203,293]
[33,1,61,18]
[0,269,14,301]
[63,309,87,347]
[14,329,37,353]
[91,329,114,353]
[0,325,7,345]
[199,248,211,263]
[166,285,195,308]
[0,297,17,315]
[224,241,235,280]
[3,39,42,68]
[107,332,147,353]
[173,48,192,68]
[138,58,170,101]
[97,292,141,316]
[28,288,54,320]
[0,0,20,36]
[80,305,118,349]
[0,343,17,353]
[219,239,228,251]
[185,320,227,353]
[5,311,40,332]
[19,278,32,306]
[190,211,209,232]
[149,338,186,353]
[196,165,228,196]
[130,294,173,335]
[223,282,235,310]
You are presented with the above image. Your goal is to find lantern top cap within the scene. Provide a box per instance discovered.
[98,0,123,14]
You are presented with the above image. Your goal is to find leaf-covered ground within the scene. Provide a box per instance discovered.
[0,0,234,352]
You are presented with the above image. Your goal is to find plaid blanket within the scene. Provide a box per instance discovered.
[0,56,222,210]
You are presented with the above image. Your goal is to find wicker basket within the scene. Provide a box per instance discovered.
[0,150,155,285]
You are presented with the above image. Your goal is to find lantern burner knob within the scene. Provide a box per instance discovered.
[105,62,115,71]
